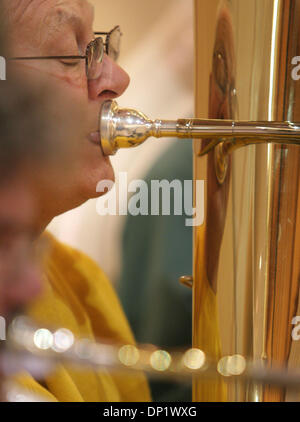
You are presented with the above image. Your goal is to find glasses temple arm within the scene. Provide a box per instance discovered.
[8,55,87,61]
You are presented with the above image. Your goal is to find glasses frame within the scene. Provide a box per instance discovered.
[94,25,122,56]
[7,25,122,79]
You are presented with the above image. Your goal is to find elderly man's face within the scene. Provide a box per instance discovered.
[5,0,130,216]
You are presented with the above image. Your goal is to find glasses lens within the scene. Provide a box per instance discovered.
[107,26,121,62]
[87,37,104,80]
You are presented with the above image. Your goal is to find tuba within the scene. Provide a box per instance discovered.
[193,0,300,402]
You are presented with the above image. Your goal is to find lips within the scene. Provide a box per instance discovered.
[88,130,108,158]
[88,131,100,145]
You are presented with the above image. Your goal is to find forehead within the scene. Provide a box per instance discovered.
[8,0,94,31]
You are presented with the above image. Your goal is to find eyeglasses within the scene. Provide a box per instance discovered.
[8,26,122,80]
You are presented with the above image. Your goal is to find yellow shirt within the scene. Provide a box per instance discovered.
[15,232,151,402]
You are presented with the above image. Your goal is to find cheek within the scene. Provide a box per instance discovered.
[12,62,88,90]
[57,70,88,91]
[50,69,88,98]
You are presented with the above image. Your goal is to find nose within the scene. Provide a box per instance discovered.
[88,54,130,101]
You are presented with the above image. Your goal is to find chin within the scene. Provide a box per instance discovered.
[80,157,115,201]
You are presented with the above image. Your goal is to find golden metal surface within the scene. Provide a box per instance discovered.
[179,275,194,289]
[193,0,300,402]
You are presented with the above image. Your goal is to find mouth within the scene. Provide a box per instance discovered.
[87,130,109,159]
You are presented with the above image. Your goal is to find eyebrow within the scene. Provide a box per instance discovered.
[46,4,94,35]
[46,10,83,33]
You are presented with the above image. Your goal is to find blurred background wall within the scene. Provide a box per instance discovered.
[48,0,194,284]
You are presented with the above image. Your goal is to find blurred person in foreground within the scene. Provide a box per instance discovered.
[0,78,81,400]
[2,0,150,402]
[0,24,86,397]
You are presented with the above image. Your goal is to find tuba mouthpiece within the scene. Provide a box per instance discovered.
[99,100,156,156]
[99,100,300,157]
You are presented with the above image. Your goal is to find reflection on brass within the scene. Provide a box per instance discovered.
[214,143,229,184]
[99,99,300,157]
[179,275,193,289]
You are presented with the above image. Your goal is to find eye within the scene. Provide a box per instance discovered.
[60,59,82,67]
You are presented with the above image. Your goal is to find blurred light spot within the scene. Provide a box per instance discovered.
[217,356,231,377]
[52,328,74,353]
[74,339,93,359]
[254,390,260,402]
[183,348,205,370]
[91,344,115,366]
[227,354,246,375]
[33,329,53,350]
[7,392,31,402]
[217,355,246,377]
[10,316,35,349]
[118,345,140,366]
[150,350,171,371]
[5,382,52,402]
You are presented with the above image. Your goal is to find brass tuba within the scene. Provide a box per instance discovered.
[193,0,300,402]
